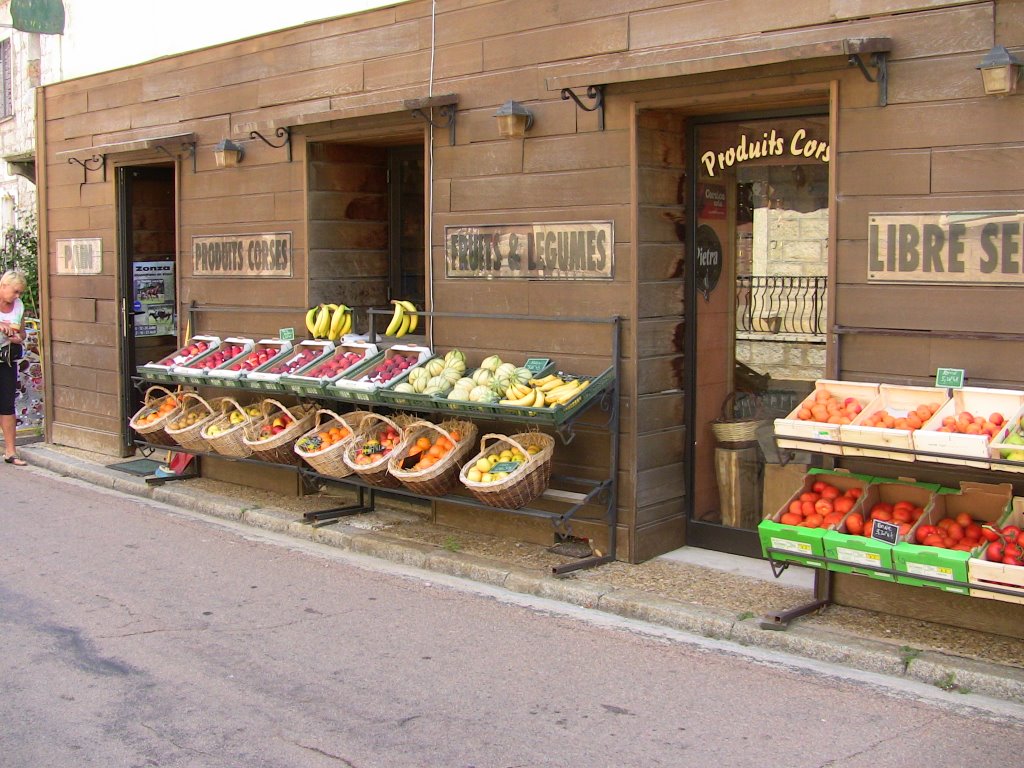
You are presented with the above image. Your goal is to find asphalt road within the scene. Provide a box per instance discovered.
[2,465,1022,768]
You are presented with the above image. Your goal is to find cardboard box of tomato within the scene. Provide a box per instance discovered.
[757,468,871,569]
[891,482,1012,595]
[968,499,1024,604]
[823,479,938,582]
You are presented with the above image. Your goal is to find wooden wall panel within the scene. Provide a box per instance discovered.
[931,145,1024,192]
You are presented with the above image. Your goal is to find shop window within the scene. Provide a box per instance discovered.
[0,38,11,119]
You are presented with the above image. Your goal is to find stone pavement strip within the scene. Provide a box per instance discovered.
[17,443,1024,705]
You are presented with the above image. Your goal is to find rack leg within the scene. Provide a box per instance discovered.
[759,568,831,630]
[303,486,375,527]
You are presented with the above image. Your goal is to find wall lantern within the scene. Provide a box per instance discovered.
[494,100,534,139]
[212,138,245,168]
[977,45,1022,95]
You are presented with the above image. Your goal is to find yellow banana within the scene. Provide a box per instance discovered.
[304,306,320,336]
[539,377,567,393]
[339,310,352,337]
[395,312,412,338]
[398,300,418,333]
[325,303,339,312]
[531,388,546,408]
[552,380,588,405]
[544,381,581,405]
[500,386,537,407]
[530,374,558,387]
[315,305,332,338]
[510,382,532,400]
[328,304,348,341]
[384,300,405,335]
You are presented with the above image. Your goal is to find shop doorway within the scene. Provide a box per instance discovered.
[685,109,830,556]
[116,164,177,454]
[306,141,425,327]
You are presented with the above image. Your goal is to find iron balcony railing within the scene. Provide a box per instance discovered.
[736,275,827,336]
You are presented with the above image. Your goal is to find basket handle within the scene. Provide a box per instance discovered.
[143,384,176,405]
[218,397,246,418]
[179,391,214,414]
[362,411,402,436]
[479,433,535,466]
[312,408,343,431]
[260,398,299,422]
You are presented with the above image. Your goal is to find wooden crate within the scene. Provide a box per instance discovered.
[840,384,949,463]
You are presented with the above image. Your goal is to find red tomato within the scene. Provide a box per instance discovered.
[936,517,954,531]
[833,496,855,515]
[800,491,820,503]
[892,507,913,524]
[915,524,938,544]
[780,512,802,526]
[814,498,834,515]
[846,488,863,499]
[811,480,829,494]
[1002,525,1022,543]
[870,508,893,522]
[789,500,804,517]
[981,525,1001,543]
[801,500,816,517]
[964,523,984,541]
[845,513,864,535]
[871,502,893,517]
[954,512,973,528]
[801,514,824,528]
[986,541,1005,562]
[923,533,945,548]
[823,512,844,528]
[945,522,964,542]
[898,523,912,536]
[820,485,841,500]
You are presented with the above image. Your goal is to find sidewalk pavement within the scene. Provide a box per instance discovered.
[16,442,1024,706]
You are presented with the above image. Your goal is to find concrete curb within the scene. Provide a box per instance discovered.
[19,444,1024,705]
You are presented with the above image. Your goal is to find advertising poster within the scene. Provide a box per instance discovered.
[132,261,176,337]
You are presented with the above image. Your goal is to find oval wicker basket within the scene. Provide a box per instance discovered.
[342,412,413,488]
[242,398,317,466]
[710,392,766,446]
[129,385,183,448]
[200,397,257,458]
[459,431,555,509]
[388,418,478,497]
[164,392,222,453]
[294,408,373,479]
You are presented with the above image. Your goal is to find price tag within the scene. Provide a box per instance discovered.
[869,518,900,545]
[935,367,964,388]
[279,327,295,341]
[489,461,522,473]
[524,357,551,375]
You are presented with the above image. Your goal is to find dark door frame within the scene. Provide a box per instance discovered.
[116,164,176,455]
[683,105,829,557]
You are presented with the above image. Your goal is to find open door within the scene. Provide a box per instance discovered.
[117,165,177,454]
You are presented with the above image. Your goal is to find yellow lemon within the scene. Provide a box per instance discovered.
[481,472,493,483]
[467,468,483,482]
[474,458,490,472]
[488,454,500,466]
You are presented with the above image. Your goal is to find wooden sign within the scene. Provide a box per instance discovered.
[55,237,102,275]
[868,212,1024,284]
[445,222,613,279]
[192,233,292,277]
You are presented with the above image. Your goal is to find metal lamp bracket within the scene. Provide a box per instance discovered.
[67,154,105,185]
[560,84,605,131]
[848,51,888,107]
[153,140,197,172]
[411,104,457,145]
[249,127,292,162]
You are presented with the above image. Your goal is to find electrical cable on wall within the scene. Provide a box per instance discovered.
[426,0,436,349]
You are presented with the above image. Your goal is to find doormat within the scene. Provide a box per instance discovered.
[105,458,163,476]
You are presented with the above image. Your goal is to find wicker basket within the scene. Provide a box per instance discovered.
[388,418,478,497]
[164,392,222,453]
[342,412,412,488]
[459,431,555,509]
[294,408,373,479]
[200,397,257,458]
[243,398,317,466]
[710,391,766,446]
[129,385,183,448]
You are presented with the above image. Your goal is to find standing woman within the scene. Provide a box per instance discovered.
[0,269,28,465]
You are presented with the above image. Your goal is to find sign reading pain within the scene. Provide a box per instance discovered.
[867,212,1024,284]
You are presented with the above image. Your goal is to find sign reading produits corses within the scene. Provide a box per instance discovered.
[192,233,292,277]
[868,212,1024,284]
[700,128,829,177]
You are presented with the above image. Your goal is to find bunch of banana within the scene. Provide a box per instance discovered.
[383,299,420,338]
[304,303,353,341]
[530,374,591,407]
[499,379,546,408]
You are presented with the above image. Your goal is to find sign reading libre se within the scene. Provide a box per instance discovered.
[868,212,1024,284]
[192,233,292,277]
[446,222,613,279]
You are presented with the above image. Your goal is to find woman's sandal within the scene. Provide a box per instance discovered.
[4,455,26,466]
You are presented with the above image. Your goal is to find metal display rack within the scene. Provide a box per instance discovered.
[134,306,621,575]
[761,432,1024,628]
